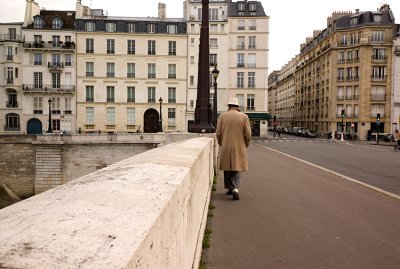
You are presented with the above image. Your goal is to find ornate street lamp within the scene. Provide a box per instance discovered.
[47,98,53,133]
[212,65,220,129]
[159,97,163,132]
[189,0,214,133]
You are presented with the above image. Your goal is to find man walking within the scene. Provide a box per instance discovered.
[216,97,251,200]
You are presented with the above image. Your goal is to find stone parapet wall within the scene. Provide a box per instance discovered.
[0,137,215,269]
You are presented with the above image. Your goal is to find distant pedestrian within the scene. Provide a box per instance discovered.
[394,129,400,146]
[216,97,251,200]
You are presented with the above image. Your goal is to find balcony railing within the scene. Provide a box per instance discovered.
[371,55,387,63]
[0,34,22,42]
[6,78,14,85]
[23,84,75,93]
[48,62,64,70]
[23,41,75,50]
[371,75,387,82]
[6,101,19,108]
[6,55,13,61]
[4,125,20,131]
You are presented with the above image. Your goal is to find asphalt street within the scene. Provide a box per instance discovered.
[205,142,400,269]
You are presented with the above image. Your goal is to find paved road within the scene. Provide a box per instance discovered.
[205,143,400,269]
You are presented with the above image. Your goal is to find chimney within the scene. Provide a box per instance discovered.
[23,0,40,27]
[158,2,166,20]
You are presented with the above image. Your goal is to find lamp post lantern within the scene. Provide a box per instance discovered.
[189,0,214,133]
[212,65,220,129]
[159,97,163,132]
[47,98,53,133]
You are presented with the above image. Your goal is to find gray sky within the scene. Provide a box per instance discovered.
[1,0,399,73]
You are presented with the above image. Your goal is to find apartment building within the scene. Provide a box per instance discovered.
[276,55,298,129]
[294,5,395,140]
[184,0,270,136]
[392,24,400,132]
[20,0,77,134]
[267,70,278,122]
[75,1,187,134]
[0,23,23,133]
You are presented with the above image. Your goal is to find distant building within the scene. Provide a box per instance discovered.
[392,24,400,132]
[293,5,396,140]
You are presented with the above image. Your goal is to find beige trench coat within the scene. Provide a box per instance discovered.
[216,107,251,171]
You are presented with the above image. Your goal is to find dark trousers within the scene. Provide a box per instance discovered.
[224,171,241,191]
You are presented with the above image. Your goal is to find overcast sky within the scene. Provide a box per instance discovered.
[1,0,399,73]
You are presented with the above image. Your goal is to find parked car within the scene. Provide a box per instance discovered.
[304,129,317,138]
[383,133,394,142]
[59,130,73,135]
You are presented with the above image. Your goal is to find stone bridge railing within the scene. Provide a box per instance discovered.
[0,137,215,269]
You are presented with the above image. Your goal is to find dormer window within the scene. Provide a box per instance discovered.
[167,24,177,34]
[127,23,136,33]
[350,16,358,25]
[85,21,95,31]
[147,24,156,33]
[33,17,44,29]
[238,1,245,11]
[373,13,382,23]
[52,17,63,29]
[249,2,257,12]
[106,22,116,32]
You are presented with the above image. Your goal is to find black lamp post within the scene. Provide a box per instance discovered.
[159,97,163,132]
[189,0,214,133]
[212,65,220,129]
[47,98,53,133]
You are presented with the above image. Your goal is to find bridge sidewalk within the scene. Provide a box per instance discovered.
[204,143,400,269]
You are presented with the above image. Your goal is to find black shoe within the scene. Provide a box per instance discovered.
[232,191,240,200]
[226,190,233,195]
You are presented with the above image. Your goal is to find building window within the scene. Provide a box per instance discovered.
[52,17,63,29]
[373,13,382,23]
[86,107,94,124]
[127,40,135,54]
[127,87,135,102]
[210,54,218,66]
[52,73,61,88]
[249,2,257,12]
[148,87,156,103]
[371,31,384,43]
[210,24,218,32]
[190,56,195,64]
[86,86,94,102]
[168,64,176,79]
[34,35,42,44]
[86,62,94,77]
[86,38,94,53]
[372,48,386,60]
[236,94,244,110]
[107,86,115,102]
[107,39,115,54]
[65,54,72,66]
[168,108,176,126]
[249,20,256,30]
[107,107,115,125]
[168,41,176,55]
[106,22,116,32]
[33,97,43,113]
[6,67,14,84]
[106,63,115,77]
[147,24,156,33]
[50,97,61,114]
[127,23,136,33]
[248,53,256,67]
[5,113,20,130]
[148,63,156,78]
[148,40,156,55]
[238,2,245,11]
[237,36,245,49]
[33,18,44,29]
[350,16,358,25]
[167,24,177,34]
[127,108,135,125]
[337,68,345,81]
[85,22,95,31]
[248,72,255,88]
[210,9,218,21]
[237,72,244,88]
[6,89,17,108]
[127,63,135,78]
[34,53,42,65]
[210,38,218,48]
[34,72,43,88]
[248,36,256,49]
[237,53,244,67]
[372,66,386,79]
[168,87,176,103]
[247,94,255,111]
[190,76,194,86]
[341,35,347,45]
[65,97,72,114]
[238,20,245,30]
[350,33,359,45]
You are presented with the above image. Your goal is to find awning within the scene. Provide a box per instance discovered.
[244,112,272,121]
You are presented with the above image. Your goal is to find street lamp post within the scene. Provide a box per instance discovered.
[47,98,53,133]
[212,65,220,129]
[159,97,163,132]
[189,0,214,133]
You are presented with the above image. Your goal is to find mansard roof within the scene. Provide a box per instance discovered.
[25,10,76,30]
[229,1,267,17]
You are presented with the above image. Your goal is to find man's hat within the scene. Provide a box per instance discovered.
[227,97,239,107]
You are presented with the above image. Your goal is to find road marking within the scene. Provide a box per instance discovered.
[255,143,400,201]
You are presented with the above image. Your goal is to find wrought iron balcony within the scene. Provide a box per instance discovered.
[0,34,22,42]
[6,101,19,108]
[370,93,386,102]
[23,84,75,93]
[48,62,64,70]
[23,41,75,50]
[4,125,20,131]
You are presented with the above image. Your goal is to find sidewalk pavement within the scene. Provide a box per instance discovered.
[204,143,400,269]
